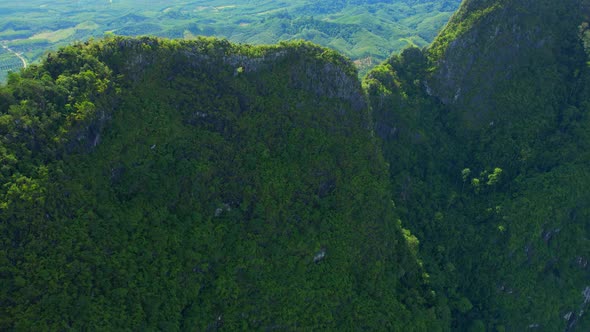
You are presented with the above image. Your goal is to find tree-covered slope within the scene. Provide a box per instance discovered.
[4,0,590,330]
[0,37,448,330]
[365,0,590,330]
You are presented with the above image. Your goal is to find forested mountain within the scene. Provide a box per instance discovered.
[365,0,590,329]
[0,37,447,330]
[1,0,590,330]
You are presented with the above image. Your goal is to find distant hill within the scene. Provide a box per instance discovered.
[0,0,461,80]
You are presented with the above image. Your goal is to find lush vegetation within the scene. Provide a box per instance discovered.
[364,0,590,330]
[0,36,448,330]
[0,0,461,80]
[2,0,590,330]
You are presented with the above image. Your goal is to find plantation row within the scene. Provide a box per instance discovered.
[0,60,22,71]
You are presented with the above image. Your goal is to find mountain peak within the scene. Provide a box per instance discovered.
[427,0,587,129]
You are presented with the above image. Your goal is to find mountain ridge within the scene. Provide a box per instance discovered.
[365,0,590,330]
[0,36,446,330]
[1,0,590,330]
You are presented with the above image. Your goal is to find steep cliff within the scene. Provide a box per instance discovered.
[366,0,590,330]
[428,0,584,132]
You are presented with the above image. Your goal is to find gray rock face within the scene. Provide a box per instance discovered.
[426,0,581,129]
[313,248,326,263]
[114,38,365,115]
[67,108,112,153]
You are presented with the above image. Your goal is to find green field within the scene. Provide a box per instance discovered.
[0,46,23,82]
[0,0,461,80]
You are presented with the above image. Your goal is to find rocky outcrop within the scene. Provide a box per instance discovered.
[426,0,585,129]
